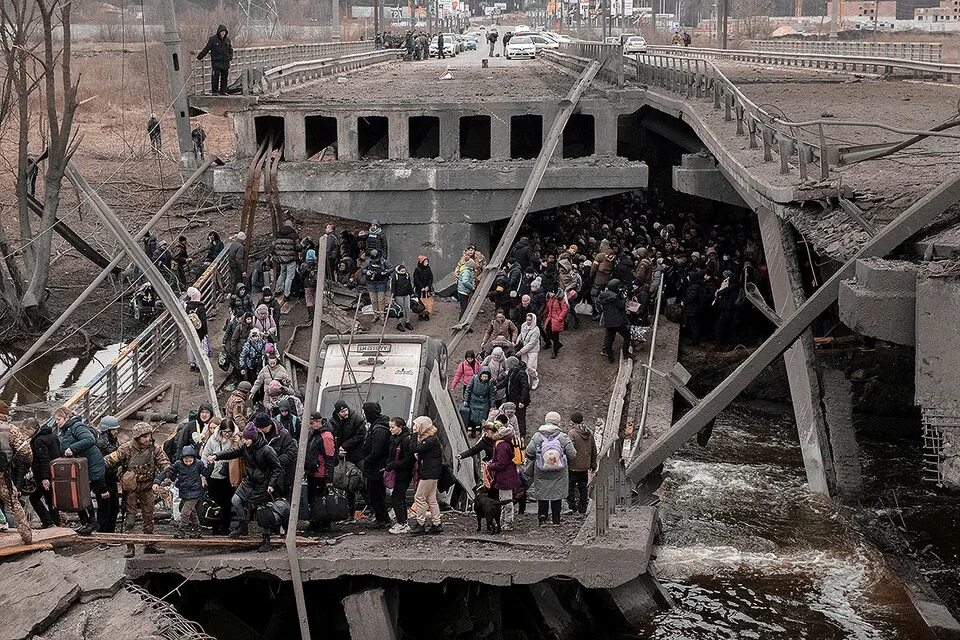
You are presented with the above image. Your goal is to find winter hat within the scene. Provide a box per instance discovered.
[501,401,517,411]
[544,411,561,425]
[306,249,317,264]
[531,278,542,292]
[278,398,291,412]
[237,381,253,393]
[494,425,515,441]
[362,401,382,422]
[492,347,504,360]
[506,356,520,370]
[334,400,350,413]
[181,445,198,459]
[256,304,269,316]
[570,411,584,424]
[417,255,428,265]
[235,231,246,241]
[267,380,283,397]
[242,423,259,440]
[265,342,277,355]
[254,412,273,428]
[187,287,202,302]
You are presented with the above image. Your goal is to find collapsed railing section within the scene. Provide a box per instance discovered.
[741,39,943,63]
[557,41,625,87]
[591,355,634,536]
[62,250,230,423]
[189,41,374,95]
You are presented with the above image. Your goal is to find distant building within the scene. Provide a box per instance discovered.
[841,0,897,17]
[915,0,960,21]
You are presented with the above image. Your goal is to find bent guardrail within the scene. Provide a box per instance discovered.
[742,39,943,63]
[189,41,374,95]
[62,250,230,422]
[264,49,401,91]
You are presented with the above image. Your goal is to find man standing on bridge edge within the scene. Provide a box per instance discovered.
[197,24,233,95]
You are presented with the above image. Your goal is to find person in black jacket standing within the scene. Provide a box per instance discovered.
[392,264,415,332]
[255,412,298,501]
[413,255,434,321]
[197,24,234,95]
[330,400,366,518]
[94,416,121,532]
[385,418,415,534]
[598,279,630,363]
[504,357,531,436]
[25,417,61,528]
[681,272,707,346]
[206,423,281,538]
[361,402,391,529]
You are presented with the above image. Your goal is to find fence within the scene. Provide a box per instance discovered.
[263,49,400,91]
[557,41,625,86]
[591,353,633,535]
[189,41,374,95]
[62,250,230,423]
[742,39,943,63]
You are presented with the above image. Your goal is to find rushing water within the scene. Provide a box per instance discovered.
[641,404,937,640]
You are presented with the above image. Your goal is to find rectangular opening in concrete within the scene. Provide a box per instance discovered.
[460,115,491,160]
[305,115,338,160]
[563,113,595,158]
[510,114,543,159]
[255,115,285,153]
[358,116,390,159]
[617,109,644,161]
[409,116,440,158]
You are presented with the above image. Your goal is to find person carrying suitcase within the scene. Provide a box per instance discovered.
[54,407,108,536]
[104,422,169,557]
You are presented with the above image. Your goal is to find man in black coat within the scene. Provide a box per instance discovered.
[681,272,708,346]
[330,400,366,518]
[255,412,298,501]
[26,418,61,528]
[598,279,630,363]
[207,423,281,538]
[361,402,391,529]
[197,24,234,95]
[504,357,531,436]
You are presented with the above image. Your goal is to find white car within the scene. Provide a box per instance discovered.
[623,36,647,53]
[526,34,559,49]
[505,35,536,60]
[514,24,531,33]
[429,36,457,58]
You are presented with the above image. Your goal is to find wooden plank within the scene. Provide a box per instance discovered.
[116,382,173,421]
[0,542,54,558]
[0,526,77,551]
[447,60,603,356]
[626,172,960,484]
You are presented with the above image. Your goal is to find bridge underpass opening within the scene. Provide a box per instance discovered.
[460,115,491,160]
[617,109,645,161]
[511,114,543,159]
[358,116,389,159]
[409,115,440,158]
[254,115,285,155]
[562,113,595,158]
[305,115,338,159]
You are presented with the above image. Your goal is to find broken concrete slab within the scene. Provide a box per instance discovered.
[38,588,163,640]
[341,588,398,640]
[0,551,80,640]
[605,574,675,626]
[528,583,577,640]
[63,547,128,602]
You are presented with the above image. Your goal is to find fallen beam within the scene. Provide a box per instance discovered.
[626,172,960,483]
[447,60,603,355]
[116,382,173,421]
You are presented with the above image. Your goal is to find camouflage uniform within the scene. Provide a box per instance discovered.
[104,423,168,555]
[0,419,33,545]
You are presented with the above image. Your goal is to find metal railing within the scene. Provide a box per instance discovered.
[742,39,943,63]
[62,250,230,423]
[643,45,960,83]
[591,354,634,535]
[263,49,400,91]
[189,41,374,95]
[557,41,625,86]
[628,276,665,459]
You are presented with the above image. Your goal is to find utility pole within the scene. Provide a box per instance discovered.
[829,0,839,38]
[374,0,381,39]
[717,0,728,48]
[332,0,341,40]
[160,0,197,171]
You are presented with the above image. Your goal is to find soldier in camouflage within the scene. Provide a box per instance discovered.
[0,404,33,545]
[105,422,169,558]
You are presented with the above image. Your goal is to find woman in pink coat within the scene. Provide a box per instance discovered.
[542,290,568,359]
[451,350,482,399]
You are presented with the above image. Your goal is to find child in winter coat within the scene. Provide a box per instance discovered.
[154,445,211,538]
[450,350,481,398]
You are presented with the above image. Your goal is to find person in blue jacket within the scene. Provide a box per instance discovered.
[54,407,107,535]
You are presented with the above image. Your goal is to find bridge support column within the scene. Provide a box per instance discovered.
[337,115,359,161]
[160,0,196,171]
[595,111,618,156]
[491,112,510,160]
[389,114,409,160]
[440,113,460,160]
[820,367,862,498]
[341,588,398,640]
[389,219,489,282]
[757,207,837,497]
[285,113,307,161]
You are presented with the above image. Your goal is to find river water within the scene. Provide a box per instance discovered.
[0,342,125,406]
[641,403,938,640]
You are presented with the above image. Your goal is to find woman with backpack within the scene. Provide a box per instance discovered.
[300,249,319,319]
[384,417,415,535]
[486,424,521,532]
[391,264,415,332]
[525,411,577,526]
[185,287,209,373]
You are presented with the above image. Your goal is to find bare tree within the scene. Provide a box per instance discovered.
[0,0,81,327]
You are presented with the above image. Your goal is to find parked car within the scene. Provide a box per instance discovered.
[429,36,457,58]
[604,36,620,44]
[526,34,559,49]
[465,35,479,50]
[623,36,647,53]
[505,35,536,60]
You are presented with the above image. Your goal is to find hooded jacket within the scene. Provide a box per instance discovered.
[413,257,434,293]
[330,401,366,465]
[30,422,61,482]
[464,367,497,425]
[512,237,533,270]
[262,422,298,491]
[305,422,338,480]
[384,426,416,483]
[362,411,392,475]
[198,25,234,70]
[411,432,442,480]
[516,316,541,356]
[216,433,282,504]
[567,423,598,472]
[524,424,577,501]
[487,427,521,491]
[597,280,628,328]
[58,416,106,482]
[155,446,210,500]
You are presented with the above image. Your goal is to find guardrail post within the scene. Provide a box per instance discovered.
[748,118,757,149]
[778,138,789,175]
[107,367,118,414]
[798,142,809,181]
[724,93,733,122]
[762,125,773,162]
[818,124,830,180]
[713,83,721,110]
[131,348,140,390]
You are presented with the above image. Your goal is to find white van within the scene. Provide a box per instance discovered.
[316,335,477,508]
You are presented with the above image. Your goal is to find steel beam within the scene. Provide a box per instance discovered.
[626,172,960,484]
[448,60,602,355]
[26,194,119,273]
[65,164,221,417]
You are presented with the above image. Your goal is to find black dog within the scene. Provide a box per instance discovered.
[474,486,512,534]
